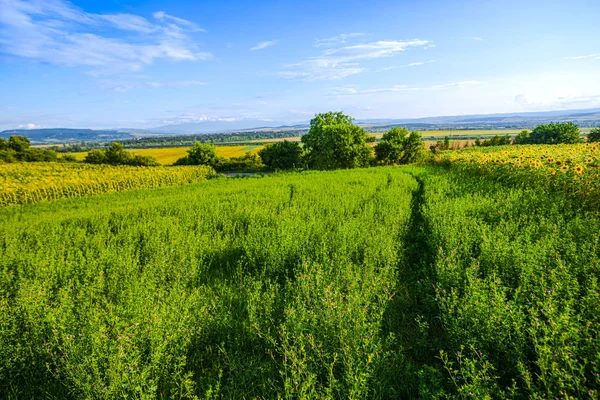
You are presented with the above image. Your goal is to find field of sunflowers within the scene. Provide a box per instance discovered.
[0,162,214,207]
[434,143,600,208]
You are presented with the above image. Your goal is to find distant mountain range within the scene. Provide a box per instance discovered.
[3,108,600,143]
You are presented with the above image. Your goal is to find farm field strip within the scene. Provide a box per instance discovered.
[0,162,214,207]
[68,145,265,165]
[434,143,600,208]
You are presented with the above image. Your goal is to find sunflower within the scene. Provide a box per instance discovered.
[560,165,569,172]
[573,166,584,174]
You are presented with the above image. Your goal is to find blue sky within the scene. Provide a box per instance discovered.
[0,0,599,130]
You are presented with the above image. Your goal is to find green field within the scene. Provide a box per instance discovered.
[1,162,599,398]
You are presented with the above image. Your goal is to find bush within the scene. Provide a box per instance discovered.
[8,135,31,153]
[517,122,583,144]
[513,130,531,144]
[375,127,425,165]
[474,134,512,147]
[21,148,58,162]
[83,143,159,166]
[301,112,373,169]
[174,142,221,167]
[258,140,303,170]
[215,152,264,172]
[588,128,600,143]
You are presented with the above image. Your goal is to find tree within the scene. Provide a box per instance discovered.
[301,112,373,169]
[84,149,107,164]
[0,138,8,151]
[104,142,133,165]
[8,135,31,152]
[588,128,600,143]
[513,130,531,144]
[175,142,220,166]
[83,143,158,166]
[401,131,426,163]
[258,140,303,170]
[375,127,425,164]
[375,127,408,164]
[518,122,583,144]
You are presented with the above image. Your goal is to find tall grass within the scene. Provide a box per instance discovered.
[0,168,416,398]
[1,161,599,398]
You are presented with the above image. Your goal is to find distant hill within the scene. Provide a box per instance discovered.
[0,128,135,143]
[3,108,600,143]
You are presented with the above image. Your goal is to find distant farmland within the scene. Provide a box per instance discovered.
[72,145,264,165]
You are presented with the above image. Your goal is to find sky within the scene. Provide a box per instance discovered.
[0,0,599,130]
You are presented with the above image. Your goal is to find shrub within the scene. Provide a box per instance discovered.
[588,128,600,143]
[301,112,373,169]
[174,142,221,167]
[517,122,583,144]
[375,128,425,165]
[215,152,264,172]
[258,140,303,170]
[83,143,159,166]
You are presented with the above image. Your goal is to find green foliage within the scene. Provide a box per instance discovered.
[513,130,531,144]
[518,122,583,144]
[8,135,31,152]
[301,112,373,169]
[2,160,600,398]
[83,149,106,164]
[0,136,58,163]
[0,168,416,398]
[587,127,600,143]
[375,127,425,165]
[215,151,264,172]
[258,140,303,170]
[474,134,512,147]
[175,141,221,167]
[84,142,159,166]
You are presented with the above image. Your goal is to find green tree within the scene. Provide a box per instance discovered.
[519,122,583,144]
[8,135,31,152]
[513,130,531,144]
[374,127,408,164]
[104,142,133,165]
[175,142,221,166]
[588,128,600,143]
[84,149,107,164]
[0,138,8,151]
[375,128,425,164]
[401,131,426,163]
[258,140,303,170]
[301,112,373,169]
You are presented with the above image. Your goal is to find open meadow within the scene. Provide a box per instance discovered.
[1,146,600,398]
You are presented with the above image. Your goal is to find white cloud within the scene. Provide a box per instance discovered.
[0,0,211,75]
[472,37,483,41]
[279,39,432,81]
[407,60,435,66]
[250,40,278,51]
[331,80,481,96]
[18,123,38,129]
[314,33,365,48]
[565,53,600,60]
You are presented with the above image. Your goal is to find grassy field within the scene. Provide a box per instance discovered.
[1,150,600,397]
[70,145,264,165]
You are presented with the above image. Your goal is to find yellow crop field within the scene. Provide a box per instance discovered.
[434,143,600,207]
[0,162,214,206]
[70,145,264,165]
